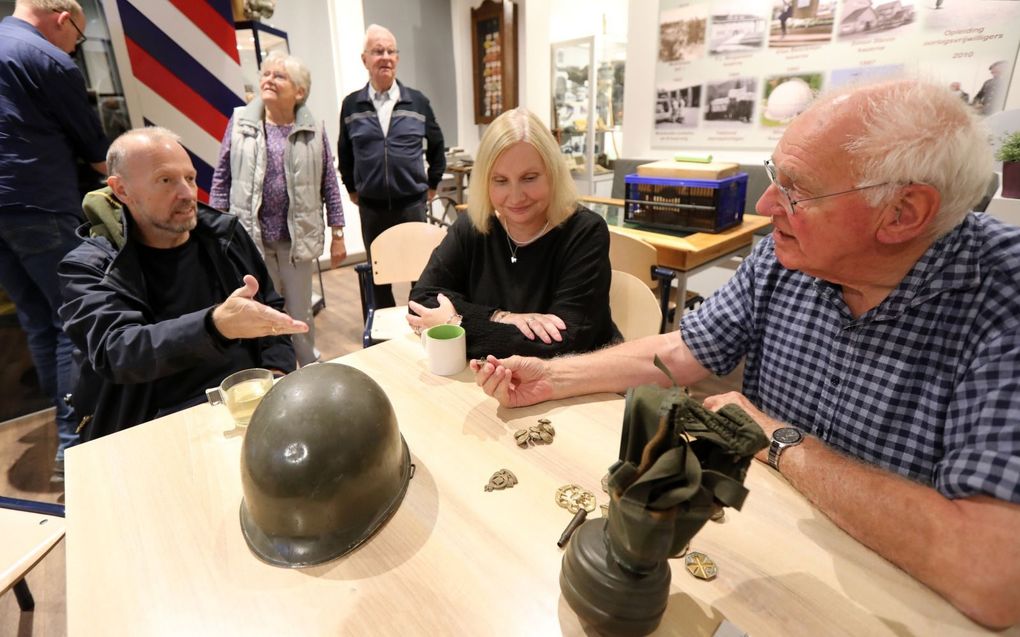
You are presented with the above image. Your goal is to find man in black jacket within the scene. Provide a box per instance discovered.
[58,127,306,441]
[338,23,446,308]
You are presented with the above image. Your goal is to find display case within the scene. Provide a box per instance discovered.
[470,0,518,124]
[235,21,289,102]
[552,36,626,196]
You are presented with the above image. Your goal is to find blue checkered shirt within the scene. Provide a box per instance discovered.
[681,213,1020,503]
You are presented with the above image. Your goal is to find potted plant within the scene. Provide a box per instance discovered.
[996,130,1020,199]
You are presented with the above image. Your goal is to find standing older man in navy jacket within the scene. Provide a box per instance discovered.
[338,24,446,309]
[0,0,108,478]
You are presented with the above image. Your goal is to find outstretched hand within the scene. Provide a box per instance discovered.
[407,292,458,335]
[471,354,553,408]
[211,275,308,340]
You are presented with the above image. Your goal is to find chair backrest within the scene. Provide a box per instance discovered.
[608,231,659,289]
[609,270,662,342]
[370,222,446,285]
[427,196,460,228]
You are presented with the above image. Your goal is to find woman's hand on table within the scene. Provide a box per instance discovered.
[492,311,566,344]
[471,354,551,408]
[407,292,458,335]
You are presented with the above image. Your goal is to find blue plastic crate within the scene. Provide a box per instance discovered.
[624,172,748,233]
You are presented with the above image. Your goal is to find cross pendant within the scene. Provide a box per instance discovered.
[511,256,517,264]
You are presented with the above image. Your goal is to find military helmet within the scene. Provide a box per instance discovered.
[239,363,412,567]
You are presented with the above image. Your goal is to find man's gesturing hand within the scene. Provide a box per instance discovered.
[211,275,309,340]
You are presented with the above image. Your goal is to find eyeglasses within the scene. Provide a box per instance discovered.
[763,159,890,215]
[366,48,399,58]
[53,9,87,46]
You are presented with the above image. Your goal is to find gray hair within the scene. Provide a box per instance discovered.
[262,50,311,105]
[813,78,993,238]
[363,24,397,51]
[107,126,181,178]
[17,0,83,13]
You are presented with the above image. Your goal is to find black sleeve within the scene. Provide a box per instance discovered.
[338,95,356,194]
[421,94,447,189]
[410,210,614,359]
[58,244,242,385]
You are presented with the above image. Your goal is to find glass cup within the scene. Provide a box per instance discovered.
[206,368,274,427]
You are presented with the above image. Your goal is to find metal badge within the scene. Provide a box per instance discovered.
[484,469,518,491]
[685,551,718,580]
[515,420,556,447]
[555,484,597,513]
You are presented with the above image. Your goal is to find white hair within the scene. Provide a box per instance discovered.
[363,24,397,51]
[817,78,993,238]
[262,50,311,104]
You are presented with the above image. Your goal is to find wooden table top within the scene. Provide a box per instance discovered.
[65,336,1002,636]
[0,507,64,594]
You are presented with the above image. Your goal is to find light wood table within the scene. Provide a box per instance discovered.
[66,336,1004,636]
[0,507,64,595]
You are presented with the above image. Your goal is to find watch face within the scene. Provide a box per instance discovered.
[774,427,803,444]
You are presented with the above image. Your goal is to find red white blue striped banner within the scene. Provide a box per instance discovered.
[103,0,244,201]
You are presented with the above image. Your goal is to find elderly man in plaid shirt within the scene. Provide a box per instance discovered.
[472,78,1020,629]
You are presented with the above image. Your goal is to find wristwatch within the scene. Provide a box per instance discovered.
[768,427,804,471]
[331,227,345,239]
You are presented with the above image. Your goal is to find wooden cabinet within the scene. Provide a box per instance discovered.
[470,0,518,124]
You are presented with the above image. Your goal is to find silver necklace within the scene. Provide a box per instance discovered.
[503,218,550,264]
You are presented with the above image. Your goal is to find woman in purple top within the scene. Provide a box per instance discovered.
[210,51,345,365]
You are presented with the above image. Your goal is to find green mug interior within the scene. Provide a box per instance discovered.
[425,324,465,340]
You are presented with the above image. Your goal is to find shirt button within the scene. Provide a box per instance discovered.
[830,376,840,386]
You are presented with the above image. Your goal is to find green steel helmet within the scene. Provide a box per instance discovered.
[239,363,412,567]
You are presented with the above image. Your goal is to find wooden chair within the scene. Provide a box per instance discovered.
[609,270,662,342]
[0,496,65,615]
[426,196,460,228]
[608,231,688,333]
[355,222,446,348]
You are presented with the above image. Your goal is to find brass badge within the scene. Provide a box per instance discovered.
[685,551,718,580]
[555,484,597,513]
[484,469,518,491]
[514,419,556,447]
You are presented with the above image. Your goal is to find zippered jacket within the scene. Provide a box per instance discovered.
[338,80,446,209]
[58,187,295,441]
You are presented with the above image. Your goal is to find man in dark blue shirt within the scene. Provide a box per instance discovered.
[0,0,109,478]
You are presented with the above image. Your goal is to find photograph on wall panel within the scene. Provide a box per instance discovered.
[655,85,702,130]
[924,0,1020,32]
[659,2,708,63]
[769,0,836,48]
[838,0,917,41]
[704,78,758,125]
[760,72,823,127]
[709,1,769,54]
[651,0,1020,150]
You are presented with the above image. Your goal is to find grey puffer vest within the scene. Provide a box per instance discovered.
[227,98,325,262]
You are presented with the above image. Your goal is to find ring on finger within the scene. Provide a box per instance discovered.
[526,317,535,325]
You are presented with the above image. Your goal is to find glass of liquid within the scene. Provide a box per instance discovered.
[206,368,275,427]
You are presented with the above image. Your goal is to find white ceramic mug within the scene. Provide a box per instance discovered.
[421,324,467,376]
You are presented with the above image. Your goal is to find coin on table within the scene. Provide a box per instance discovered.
[685,551,718,580]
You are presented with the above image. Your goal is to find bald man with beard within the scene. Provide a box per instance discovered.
[58,127,306,441]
